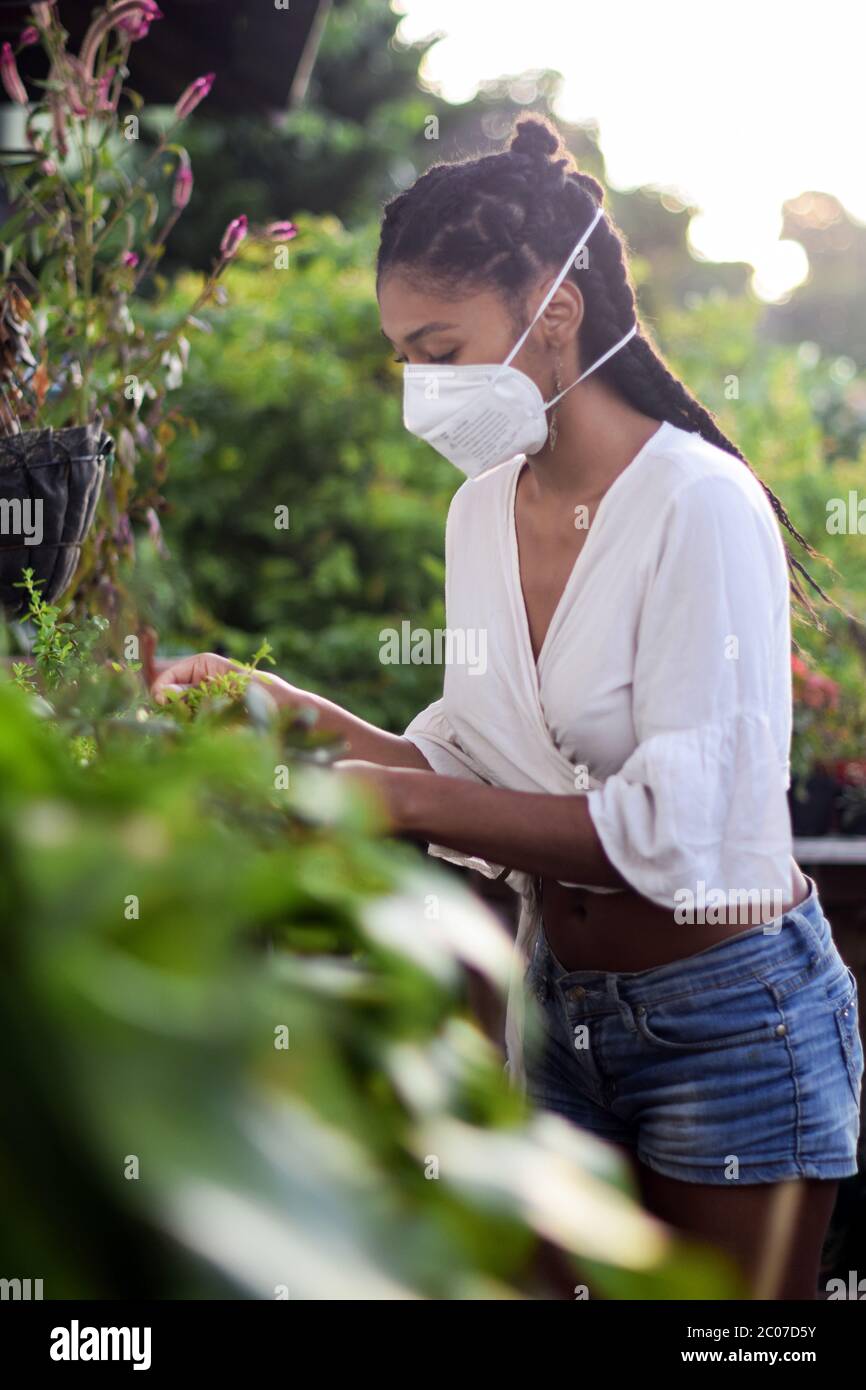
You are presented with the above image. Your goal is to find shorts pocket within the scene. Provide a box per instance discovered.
[829,968,864,1107]
[632,976,784,1053]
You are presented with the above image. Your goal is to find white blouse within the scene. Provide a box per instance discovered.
[403,419,795,1088]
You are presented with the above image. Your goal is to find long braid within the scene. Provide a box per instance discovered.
[377,114,843,632]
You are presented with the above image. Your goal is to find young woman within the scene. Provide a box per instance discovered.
[153,115,863,1299]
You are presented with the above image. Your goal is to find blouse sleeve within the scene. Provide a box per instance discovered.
[404,699,493,782]
[585,471,794,912]
[399,479,516,882]
[403,699,515,882]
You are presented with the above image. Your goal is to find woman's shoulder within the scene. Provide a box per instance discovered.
[641,423,785,553]
[647,423,773,514]
[633,424,790,607]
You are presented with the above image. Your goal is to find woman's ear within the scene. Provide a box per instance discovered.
[541,278,584,348]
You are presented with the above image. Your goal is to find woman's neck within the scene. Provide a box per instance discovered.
[523,378,663,507]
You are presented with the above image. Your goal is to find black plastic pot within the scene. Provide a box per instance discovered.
[0,418,113,618]
[788,772,838,836]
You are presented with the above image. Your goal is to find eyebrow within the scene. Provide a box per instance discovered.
[380,321,459,348]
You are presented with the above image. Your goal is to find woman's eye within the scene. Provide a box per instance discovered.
[391,350,456,365]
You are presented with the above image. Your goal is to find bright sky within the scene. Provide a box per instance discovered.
[392,0,866,302]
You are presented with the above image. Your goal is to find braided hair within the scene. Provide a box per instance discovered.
[377,113,837,629]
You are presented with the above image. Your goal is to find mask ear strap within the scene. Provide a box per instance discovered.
[543,323,638,409]
[495,206,605,377]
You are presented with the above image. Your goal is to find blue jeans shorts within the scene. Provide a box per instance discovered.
[523,876,864,1184]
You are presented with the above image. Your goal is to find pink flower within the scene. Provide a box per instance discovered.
[20,26,40,46]
[80,3,163,75]
[172,156,193,210]
[174,72,215,121]
[40,158,57,175]
[116,1,163,41]
[122,251,139,268]
[1,42,29,105]
[219,215,248,259]
[265,220,298,242]
[96,66,117,112]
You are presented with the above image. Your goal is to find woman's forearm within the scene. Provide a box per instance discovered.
[395,768,629,887]
[150,650,431,769]
[297,691,433,770]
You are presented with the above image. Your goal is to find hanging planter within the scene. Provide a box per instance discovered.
[0,416,113,617]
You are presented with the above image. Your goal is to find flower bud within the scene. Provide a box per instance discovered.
[265,221,298,242]
[219,215,248,259]
[172,157,193,210]
[174,72,215,121]
[1,42,28,105]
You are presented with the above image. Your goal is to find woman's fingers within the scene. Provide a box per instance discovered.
[150,652,235,703]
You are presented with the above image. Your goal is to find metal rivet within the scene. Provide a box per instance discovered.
[775,1023,787,1036]
[636,1005,646,1016]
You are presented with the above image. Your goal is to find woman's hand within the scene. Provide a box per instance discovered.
[150,651,302,709]
[331,758,409,833]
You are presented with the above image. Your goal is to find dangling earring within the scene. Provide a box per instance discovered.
[548,356,564,453]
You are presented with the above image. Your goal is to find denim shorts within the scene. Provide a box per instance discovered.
[523,876,864,1184]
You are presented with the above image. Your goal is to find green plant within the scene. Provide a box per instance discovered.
[13,565,114,689]
[0,591,740,1298]
[0,2,295,618]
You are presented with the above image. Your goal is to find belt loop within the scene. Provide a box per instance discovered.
[785,880,826,961]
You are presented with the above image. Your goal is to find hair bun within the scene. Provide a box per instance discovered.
[508,116,561,161]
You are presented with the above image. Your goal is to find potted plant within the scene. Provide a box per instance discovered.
[0,2,295,622]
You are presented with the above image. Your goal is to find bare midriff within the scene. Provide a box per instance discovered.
[540,858,812,973]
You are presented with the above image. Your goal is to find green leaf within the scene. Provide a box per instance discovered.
[142,192,159,231]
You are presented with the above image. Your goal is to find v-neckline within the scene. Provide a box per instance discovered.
[507,421,669,688]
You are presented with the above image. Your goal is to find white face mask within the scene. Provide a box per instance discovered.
[402,206,637,478]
